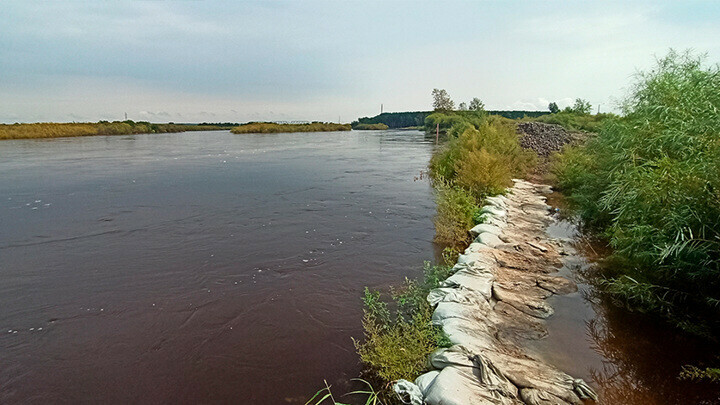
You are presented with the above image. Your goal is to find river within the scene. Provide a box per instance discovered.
[0,130,437,403]
[3,129,719,404]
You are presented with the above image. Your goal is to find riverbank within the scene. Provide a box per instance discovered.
[549,51,720,340]
[0,121,232,140]
[230,122,350,134]
[394,179,596,404]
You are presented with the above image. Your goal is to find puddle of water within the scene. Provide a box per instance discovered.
[531,192,720,404]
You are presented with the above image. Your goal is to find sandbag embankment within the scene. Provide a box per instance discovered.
[395,180,597,405]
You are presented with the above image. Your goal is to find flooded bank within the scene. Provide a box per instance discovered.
[0,130,436,403]
[533,194,720,404]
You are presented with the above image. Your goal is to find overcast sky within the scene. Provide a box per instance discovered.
[1,1,719,123]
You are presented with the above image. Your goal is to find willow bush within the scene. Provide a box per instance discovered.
[355,262,454,388]
[429,116,536,247]
[551,50,720,335]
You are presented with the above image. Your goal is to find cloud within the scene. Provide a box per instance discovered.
[1,1,719,123]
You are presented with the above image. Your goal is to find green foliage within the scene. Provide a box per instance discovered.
[468,97,485,112]
[231,122,351,134]
[423,110,487,136]
[431,88,454,111]
[352,123,389,130]
[569,98,593,114]
[548,102,560,114]
[428,115,535,248]
[355,262,455,386]
[306,379,385,405]
[679,365,720,383]
[550,49,720,334]
[429,117,536,196]
[432,183,479,248]
[529,111,613,132]
[355,112,429,129]
[355,110,549,130]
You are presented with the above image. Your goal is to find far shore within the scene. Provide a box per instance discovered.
[0,121,234,140]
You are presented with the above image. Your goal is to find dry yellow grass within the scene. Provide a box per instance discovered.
[0,122,230,140]
[0,123,98,140]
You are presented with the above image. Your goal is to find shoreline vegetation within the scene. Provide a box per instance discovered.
[345,50,720,403]
[351,123,389,130]
[0,121,235,140]
[549,50,720,341]
[351,106,542,402]
[230,122,350,134]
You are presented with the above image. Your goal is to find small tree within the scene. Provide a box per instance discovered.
[571,98,592,114]
[458,102,468,111]
[548,102,560,114]
[432,89,455,111]
[468,97,485,111]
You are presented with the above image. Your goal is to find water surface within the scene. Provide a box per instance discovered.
[536,203,720,405]
[0,130,436,403]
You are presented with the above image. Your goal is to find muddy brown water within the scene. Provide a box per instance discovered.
[2,130,719,404]
[537,202,720,405]
[0,130,438,404]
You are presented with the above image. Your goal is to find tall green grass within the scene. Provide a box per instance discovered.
[551,50,720,336]
[429,116,536,247]
[354,262,454,390]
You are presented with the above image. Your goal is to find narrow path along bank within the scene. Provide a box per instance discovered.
[396,179,597,405]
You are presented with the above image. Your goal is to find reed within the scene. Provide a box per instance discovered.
[231,122,351,134]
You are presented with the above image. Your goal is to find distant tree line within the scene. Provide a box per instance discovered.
[354,110,549,129]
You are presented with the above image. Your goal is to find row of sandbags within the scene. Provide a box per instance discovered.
[394,180,597,405]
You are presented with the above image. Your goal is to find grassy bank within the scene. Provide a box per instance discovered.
[351,123,389,130]
[230,122,350,134]
[427,114,536,248]
[549,50,720,339]
[352,110,537,401]
[0,121,231,140]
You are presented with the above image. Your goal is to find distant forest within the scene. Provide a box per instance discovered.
[353,110,549,129]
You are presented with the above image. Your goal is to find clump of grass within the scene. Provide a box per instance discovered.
[306,379,385,405]
[679,366,720,383]
[355,262,454,390]
[550,49,720,335]
[432,183,478,248]
[230,122,351,134]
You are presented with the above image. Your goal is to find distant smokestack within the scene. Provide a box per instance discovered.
[381,104,383,114]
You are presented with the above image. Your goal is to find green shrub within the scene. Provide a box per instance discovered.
[430,117,536,197]
[423,110,486,136]
[432,183,478,247]
[551,49,720,334]
[355,262,455,386]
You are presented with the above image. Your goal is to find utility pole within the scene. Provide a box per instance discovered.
[597,104,601,114]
